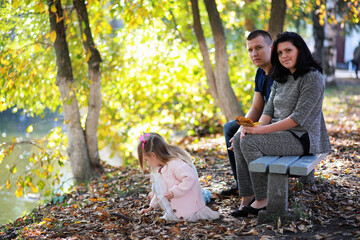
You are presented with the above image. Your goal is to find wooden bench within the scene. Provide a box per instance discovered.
[248,153,329,224]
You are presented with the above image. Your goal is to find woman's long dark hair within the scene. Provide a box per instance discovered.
[269,31,322,83]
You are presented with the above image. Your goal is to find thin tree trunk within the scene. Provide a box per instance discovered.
[204,0,243,120]
[190,0,244,121]
[48,0,95,182]
[73,0,103,174]
[323,0,337,86]
[268,0,286,40]
[190,0,220,106]
[312,8,325,65]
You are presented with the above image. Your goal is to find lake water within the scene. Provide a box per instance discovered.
[0,110,122,225]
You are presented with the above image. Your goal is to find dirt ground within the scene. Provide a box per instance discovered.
[0,77,359,239]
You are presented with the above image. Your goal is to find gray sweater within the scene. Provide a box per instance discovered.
[263,70,332,154]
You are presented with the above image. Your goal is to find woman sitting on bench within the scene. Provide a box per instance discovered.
[230,32,331,218]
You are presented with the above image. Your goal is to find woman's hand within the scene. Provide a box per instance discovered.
[139,206,153,214]
[164,191,174,200]
[242,125,267,135]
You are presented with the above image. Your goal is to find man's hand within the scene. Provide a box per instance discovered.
[164,191,174,200]
[228,137,234,151]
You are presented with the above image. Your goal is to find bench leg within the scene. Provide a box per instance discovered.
[299,170,315,184]
[258,173,289,224]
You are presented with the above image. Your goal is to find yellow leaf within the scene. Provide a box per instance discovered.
[48,164,54,172]
[10,166,17,174]
[29,182,39,193]
[15,186,24,198]
[51,4,57,13]
[0,58,10,66]
[85,50,92,62]
[0,101,6,111]
[38,0,45,13]
[12,137,17,143]
[12,0,19,9]
[6,180,11,189]
[56,14,64,23]
[26,124,34,133]
[82,32,87,42]
[50,30,57,43]
[34,43,41,52]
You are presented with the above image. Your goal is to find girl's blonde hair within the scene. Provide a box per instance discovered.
[137,132,192,171]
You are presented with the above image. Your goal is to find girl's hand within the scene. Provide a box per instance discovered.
[139,206,153,214]
[164,191,174,200]
[147,192,154,201]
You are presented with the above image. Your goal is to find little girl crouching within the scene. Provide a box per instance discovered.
[137,132,219,221]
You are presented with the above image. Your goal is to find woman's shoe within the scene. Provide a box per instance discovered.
[230,197,255,218]
[243,205,266,216]
[230,208,249,217]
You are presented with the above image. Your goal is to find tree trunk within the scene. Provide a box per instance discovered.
[73,0,103,174]
[268,0,286,40]
[48,0,95,182]
[323,0,337,86]
[312,8,325,65]
[190,0,244,121]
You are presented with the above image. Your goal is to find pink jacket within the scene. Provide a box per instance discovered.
[150,159,206,219]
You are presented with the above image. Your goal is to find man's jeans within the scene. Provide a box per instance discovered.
[223,120,240,184]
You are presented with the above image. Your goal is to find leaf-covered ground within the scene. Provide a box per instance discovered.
[1,82,359,240]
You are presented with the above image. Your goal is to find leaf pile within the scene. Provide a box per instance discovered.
[1,85,360,239]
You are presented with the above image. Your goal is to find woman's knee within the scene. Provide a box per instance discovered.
[240,134,260,152]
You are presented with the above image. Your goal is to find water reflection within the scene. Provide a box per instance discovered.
[0,109,70,225]
[0,109,122,225]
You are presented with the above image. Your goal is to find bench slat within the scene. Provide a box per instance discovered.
[289,153,328,176]
[269,156,300,174]
[249,156,280,173]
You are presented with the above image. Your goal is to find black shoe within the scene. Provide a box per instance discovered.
[243,205,266,216]
[220,187,238,196]
[230,198,255,218]
[230,208,249,217]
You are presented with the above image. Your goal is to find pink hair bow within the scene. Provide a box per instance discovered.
[139,133,150,149]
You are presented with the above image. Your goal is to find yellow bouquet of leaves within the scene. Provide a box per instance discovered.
[235,116,260,127]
